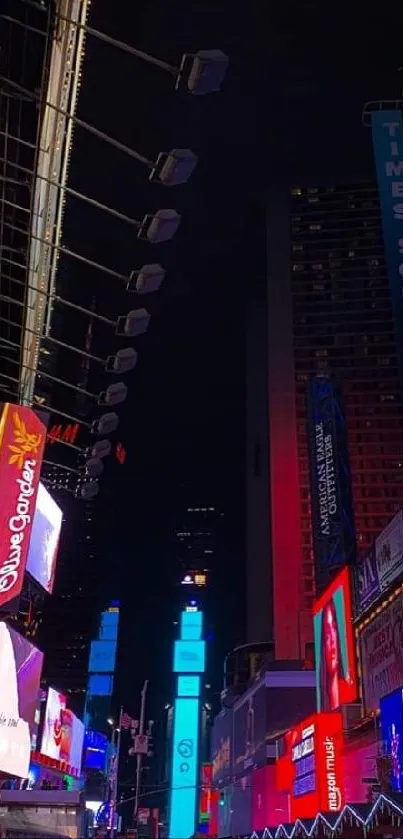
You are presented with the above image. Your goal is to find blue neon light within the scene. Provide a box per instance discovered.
[174,640,206,673]
[168,697,200,839]
[181,610,203,640]
[178,675,200,697]
[89,640,117,673]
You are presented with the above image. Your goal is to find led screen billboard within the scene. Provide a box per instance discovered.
[276,712,344,820]
[177,675,200,697]
[89,640,117,674]
[0,622,44,778]
[168,697,200,839]
[371,110,403,384]
[355,512,403,615]
[307,376,355,591]
[180,609,203,640]
[84,730,108,772]
[173,639,206,673]
[381,688,403,793]
[252,765,290,830]
[313,567,358,712]
[233,680,268,776]
[26,483,62,594]
[41,688,84,775]
[0,404,46,609]
[360,590,403,713]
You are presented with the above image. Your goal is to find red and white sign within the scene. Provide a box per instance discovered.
[0,404,46,609]
[276,712,344,820]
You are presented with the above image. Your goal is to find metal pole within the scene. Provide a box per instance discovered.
[134,681,149,823]
[110,707,123,837]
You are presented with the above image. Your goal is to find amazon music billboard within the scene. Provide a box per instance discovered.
[0,404,46,611]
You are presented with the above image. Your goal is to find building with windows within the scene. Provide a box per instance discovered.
[247,180,403,661]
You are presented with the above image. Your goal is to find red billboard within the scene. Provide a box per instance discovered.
[0,404,46,609]
[276,712,344,820]
[313,566,358,712]
[252,764,290,830]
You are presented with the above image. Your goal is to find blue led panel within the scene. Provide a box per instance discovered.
[174,640,206,674]
[177,675,200,697]
[89,640,117,673]
[168,697,199,838]
[99,609,119,641]
[87,674,114,696]
[180,610,203,640]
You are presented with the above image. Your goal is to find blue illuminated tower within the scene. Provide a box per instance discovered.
[168,607,206,839]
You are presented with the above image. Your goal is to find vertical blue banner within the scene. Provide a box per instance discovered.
[168,697,200,838]
[371,109,403,378]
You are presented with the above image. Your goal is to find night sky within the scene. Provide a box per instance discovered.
[62,0,403,721]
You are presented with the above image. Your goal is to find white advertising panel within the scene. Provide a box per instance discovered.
[0,622,44,778]
[26,483,62,594]
[375,510,403,592]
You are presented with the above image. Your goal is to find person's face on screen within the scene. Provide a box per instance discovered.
[324,602,338,677]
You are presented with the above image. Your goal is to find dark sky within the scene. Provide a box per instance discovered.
[61,0,403,719]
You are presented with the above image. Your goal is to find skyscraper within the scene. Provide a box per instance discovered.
[247,179,403,660]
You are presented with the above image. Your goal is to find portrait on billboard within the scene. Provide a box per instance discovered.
[0,622,44,778]
[314,567,357,712]
[26,483,62,594]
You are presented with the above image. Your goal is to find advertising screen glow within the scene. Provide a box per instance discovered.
[177,675,200,697]
[0,622,44,778]
[173,639,206,673]
[276,712,344,820]
[26,483,62,594]
[180,610,203,640]
[89,640,117,673]
[381,688,403,793]
[359,591,403,713]
[169,697,200,839]
[313,567,357,712]
[0,404,46,609]
[41,688,84,775]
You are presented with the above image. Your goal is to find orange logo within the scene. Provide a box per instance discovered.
[7,410,43,468]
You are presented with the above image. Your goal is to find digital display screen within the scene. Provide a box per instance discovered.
[177,675,200,697]
[381,688,403,792]
[180,610,203,640]
[41,688,84,775]
[89,640,117,673]
[84,730,108,772]
[0,622,44,778]
[313,567,358,712]
[169,697,199,839]
[26,482,62,594]
[173,640,206,673]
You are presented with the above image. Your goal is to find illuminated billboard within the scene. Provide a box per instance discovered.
[381,688,403,793]
[360,590,403,713]
[276,712,344,820]
[371,110,403,381]
[26,483,62,594]
[0,621,44,778]
[313,566,358,712]
[173,639,206,673]
[41,688,84,775]
[177,675,200,697]
[169,697,200,839]
[0,404,46,609]
[355,512,403,615]
[84,730,108,772]
[307,376,355,591]
[212,708,232,786]
[180,609,203,640]
[89,640,117,673]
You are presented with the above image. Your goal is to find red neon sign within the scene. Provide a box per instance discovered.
[115,442,127,465]
[47,423,80,446]
[313,566,358,712]
[276,712,344,820]
[0,404,46,609]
